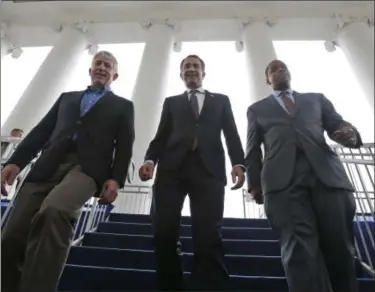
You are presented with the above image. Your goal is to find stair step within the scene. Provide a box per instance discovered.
[109,213,271,228]
[67,246,365,278]
[68,246,284,276]
[82,232,280,255]
[97,222,276,240]
[59,264,375,291]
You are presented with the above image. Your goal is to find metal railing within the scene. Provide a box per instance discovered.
[241,143,375,277]
[0,136,135,246]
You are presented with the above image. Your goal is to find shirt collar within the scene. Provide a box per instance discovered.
[186,87,205,94]
[272,88,293,98]
[87,85,111,94]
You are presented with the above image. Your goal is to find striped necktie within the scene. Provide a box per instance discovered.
[189,89,200,119]
[280,91,296,115]
[189,90,199,150]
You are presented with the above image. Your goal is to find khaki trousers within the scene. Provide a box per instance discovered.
[1,153,97,292]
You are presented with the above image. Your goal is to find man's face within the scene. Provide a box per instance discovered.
[266,60,291,91]
[180,57,205,89]
[89,55,118,88]
[10,130,23,138]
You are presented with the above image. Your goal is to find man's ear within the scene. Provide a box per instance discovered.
[266,78,271,85]
[202,72,206,79]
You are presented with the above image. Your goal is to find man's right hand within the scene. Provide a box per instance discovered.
[1,164,21,196]
[250,186,263,205]
[138,161,154,181]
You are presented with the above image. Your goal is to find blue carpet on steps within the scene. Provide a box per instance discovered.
[57,213,375,291]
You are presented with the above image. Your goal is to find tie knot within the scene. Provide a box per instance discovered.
[190,89,199,95]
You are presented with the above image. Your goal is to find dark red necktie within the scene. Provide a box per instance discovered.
[280,91,296,115]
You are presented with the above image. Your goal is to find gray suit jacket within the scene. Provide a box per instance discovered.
[245,92,362,194]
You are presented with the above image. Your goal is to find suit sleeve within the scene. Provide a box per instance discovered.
[222,95,245,167]
[245,106,263,192]
[112,101,135,189]
[5,94,63,171]
[321,94,363,148]
[144,98,172,165]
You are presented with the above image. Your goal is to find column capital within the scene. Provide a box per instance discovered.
[140,18,180,32]
[239,16,277,30]
[1,23,23,59]
[54,21,97,55]
[334,14,374,30]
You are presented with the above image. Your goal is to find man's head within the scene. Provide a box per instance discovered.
[180,55,205,89]
[89,51,119,88]
[265,60,291,91]
[10,128,23,138]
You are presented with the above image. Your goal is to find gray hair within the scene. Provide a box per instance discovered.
[92,51,118,72]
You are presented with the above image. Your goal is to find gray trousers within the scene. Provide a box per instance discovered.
[264,153,358,292]
[1,153,97,292]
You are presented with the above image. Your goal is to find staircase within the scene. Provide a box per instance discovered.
[58,213,375,291]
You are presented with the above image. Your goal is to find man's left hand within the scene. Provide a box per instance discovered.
[231,166,245,190]
[99,179,119,204]
[333,126,358,147]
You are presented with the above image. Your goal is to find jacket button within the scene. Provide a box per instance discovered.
[77,121,81,125]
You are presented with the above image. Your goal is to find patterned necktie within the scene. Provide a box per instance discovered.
[190,90,200,119]
[280,91,296,115]
[189,90,200,150]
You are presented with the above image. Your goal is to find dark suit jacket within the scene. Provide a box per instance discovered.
[245,92,362,194]
[144,90,245,183]
[5,90,135,189]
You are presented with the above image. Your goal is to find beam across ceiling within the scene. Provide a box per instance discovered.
[2,1,374,26]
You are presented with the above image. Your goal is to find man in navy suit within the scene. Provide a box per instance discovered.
[1,51,135,292]
[139,55,245,290]
[246,59,362,292]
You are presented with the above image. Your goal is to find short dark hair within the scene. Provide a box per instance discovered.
[180,54,205,71]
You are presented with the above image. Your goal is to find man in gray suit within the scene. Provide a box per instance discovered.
[245,59,362,292]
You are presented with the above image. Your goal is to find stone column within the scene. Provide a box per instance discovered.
[1,22,90,135]
[131,20,175,183]
[335,18,374,111]
[241,18,277,103]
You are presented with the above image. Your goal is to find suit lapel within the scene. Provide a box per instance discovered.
[81,91,114,119]
[268,91,300,118]
[182,90,215,121]
[199,90,215,120]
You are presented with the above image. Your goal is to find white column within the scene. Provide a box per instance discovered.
[242,19,277,103]
[131,21,174,184]
[335,20,374,110]
[1,23,89,135]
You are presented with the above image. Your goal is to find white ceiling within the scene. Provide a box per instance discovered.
[1,1,374,26]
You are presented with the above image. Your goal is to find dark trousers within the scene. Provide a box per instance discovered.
[264,153,358,292]
[151,150,229,290]
[1,153,97,292]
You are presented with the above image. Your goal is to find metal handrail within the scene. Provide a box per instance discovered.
[1,136,135,247]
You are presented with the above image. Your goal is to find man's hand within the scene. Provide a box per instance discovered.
[231,165,245,190]
[1,164,21,196]
[138,161,154,182]
[99,179,119,205]
[250,186,263,205]
[332,126,358,147]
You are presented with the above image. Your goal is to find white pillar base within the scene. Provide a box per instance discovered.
[1,25,89,135]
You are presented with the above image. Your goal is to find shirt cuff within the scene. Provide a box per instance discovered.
[233,164,245,170]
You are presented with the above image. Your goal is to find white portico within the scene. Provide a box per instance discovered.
[1,1,374,214]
